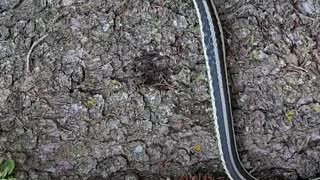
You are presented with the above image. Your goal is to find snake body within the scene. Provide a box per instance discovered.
[192,0,256,179]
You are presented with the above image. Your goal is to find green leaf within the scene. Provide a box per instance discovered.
[0,160,15,177]
[0,168,8,179]
[6,160,15,176]
[5,160,14,176]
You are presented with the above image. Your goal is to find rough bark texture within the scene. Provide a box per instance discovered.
[0,0,319,180]
[0,0,223,179]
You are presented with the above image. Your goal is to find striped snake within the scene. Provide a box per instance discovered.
[192,1,320,180]
[192,0,256,179]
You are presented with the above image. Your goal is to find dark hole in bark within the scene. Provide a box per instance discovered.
[133,53,176,90]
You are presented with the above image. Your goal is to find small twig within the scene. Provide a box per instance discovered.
[118,9,128,17]
[289,64,308,73]
[15,117,28,131]
[159,123,171,127]
[153,83,175,90]
[25,34,48,74]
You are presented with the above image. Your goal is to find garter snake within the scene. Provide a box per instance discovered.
[192,0,256,179]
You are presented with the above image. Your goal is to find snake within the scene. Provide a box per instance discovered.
[192,0,256,179]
